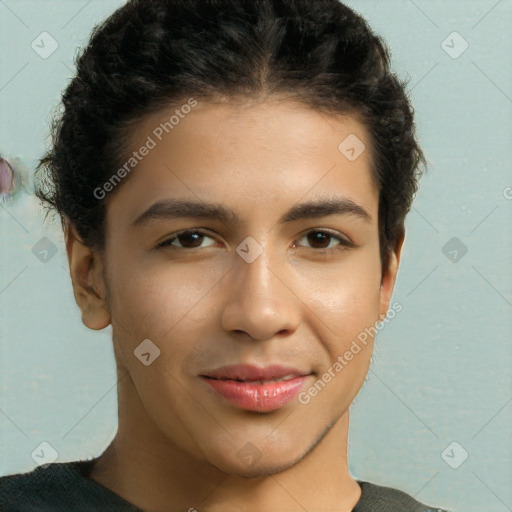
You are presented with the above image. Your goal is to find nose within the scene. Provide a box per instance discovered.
[220,241,303,342]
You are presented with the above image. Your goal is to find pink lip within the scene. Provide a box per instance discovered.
[201,375,310,412]
[201,363,310,381]
[200,364,312,412]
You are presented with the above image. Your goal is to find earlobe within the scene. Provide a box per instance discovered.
[64,220,111,331]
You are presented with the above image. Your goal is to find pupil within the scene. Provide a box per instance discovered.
[309,232,329,249]
[180,232,203,248]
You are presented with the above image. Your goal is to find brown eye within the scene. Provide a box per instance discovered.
[307,231,332,249]
[295,230,353,252]
[157,230,217,249]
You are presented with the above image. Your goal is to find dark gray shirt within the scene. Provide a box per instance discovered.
[0,459,448,511]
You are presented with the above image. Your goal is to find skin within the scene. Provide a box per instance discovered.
[65,98,403,512]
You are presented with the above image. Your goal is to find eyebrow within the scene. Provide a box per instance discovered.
[131,196,372,228]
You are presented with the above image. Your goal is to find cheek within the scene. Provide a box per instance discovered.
[295,258,381,409]
[107,255,225,348]
[293,253,381,400]
[296,250,382,333]
[305,282,380,376]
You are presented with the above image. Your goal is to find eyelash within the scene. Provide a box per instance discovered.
[156,229,355,255]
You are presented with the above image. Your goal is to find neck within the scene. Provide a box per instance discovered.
[89,368,361,512]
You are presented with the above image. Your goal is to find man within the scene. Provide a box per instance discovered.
[0,1,448,510]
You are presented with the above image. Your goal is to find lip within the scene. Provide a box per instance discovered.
[200,364,312,412]
[201,364,311,382]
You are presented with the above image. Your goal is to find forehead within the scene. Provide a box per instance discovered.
[106,99,378,228]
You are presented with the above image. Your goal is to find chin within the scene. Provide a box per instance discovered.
[215,454,305,479]
[202,437,310,479]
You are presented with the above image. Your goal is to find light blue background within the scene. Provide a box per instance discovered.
[1,1,511,511]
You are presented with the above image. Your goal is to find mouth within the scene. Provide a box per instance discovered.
[200,364,312,412]
[201,363,311,382]
[202,374,301,383]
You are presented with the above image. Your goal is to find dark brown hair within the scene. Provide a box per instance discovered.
[35,0,426,274]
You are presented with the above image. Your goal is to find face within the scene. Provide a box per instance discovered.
[70,98,401,477]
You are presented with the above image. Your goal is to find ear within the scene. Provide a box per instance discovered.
[378,227,405,321]
[64,219,111,330]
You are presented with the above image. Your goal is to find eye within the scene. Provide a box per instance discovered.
[294,230,354,254]
[156,230,218,249]
[156,228,354,253]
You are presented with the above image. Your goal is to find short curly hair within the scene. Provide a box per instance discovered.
[35,0,426,274]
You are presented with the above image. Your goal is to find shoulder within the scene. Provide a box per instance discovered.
[355,481,449,512]
[0,462,78,511]
[0,460,141,512]
[0,461,95,511]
